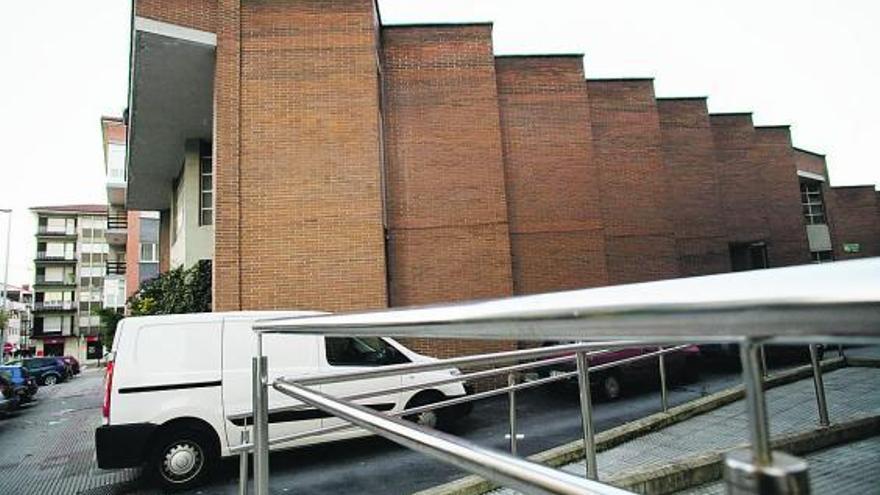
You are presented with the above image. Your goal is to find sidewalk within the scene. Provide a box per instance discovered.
[490,365,880,494]
[680,435,880,494]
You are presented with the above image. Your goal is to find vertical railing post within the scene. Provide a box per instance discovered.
[575,352,598,480]
[507,372,518,455]
[759,344,769,378]
[253,334,270,495]
[658,347,669,413]
[239,426,250,495]
[809,344,830,427]
[743,340,772,465]
[724,339,809,494]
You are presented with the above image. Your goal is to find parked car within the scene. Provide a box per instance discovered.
[0,365,39,403]
[96,311,470,491]
[7,357,70,386]
[0,374,21,414]
[62,356,81,375]
[538,344,702,400]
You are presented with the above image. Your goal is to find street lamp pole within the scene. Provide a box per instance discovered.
[0,209,12,364]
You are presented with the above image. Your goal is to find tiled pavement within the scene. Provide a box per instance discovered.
[680,435,880,495]
[0,370,141,495]
[491,366,880,494]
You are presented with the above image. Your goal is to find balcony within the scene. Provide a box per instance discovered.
[106,214,128,245]
[34,275,77,287]
[107,169,127,207]
[36,226,77,238]
[107,260,127,276]
[33,301,76,313]
[35,252,76,264]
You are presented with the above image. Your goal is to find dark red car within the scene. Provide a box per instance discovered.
[61,356,81,375]
[539,344,702,400]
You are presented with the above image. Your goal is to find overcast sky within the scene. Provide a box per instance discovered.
[1,0,878,287]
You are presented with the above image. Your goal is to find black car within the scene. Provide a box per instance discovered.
[0,366,39,403]
[0,374,21,414]
[7,357,69,386]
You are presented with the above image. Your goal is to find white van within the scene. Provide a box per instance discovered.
[95,312,471,490]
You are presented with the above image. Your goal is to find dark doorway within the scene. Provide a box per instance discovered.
[729,242,769,272]
[43,342,65,357]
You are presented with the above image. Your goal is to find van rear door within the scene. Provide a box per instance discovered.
[221,318,321,450]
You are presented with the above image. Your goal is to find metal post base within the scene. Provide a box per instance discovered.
[724,448,810,495]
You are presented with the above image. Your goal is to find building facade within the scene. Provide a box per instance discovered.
[30,205,109,361]
[101,116,162,302]
[124,1,880,357]
[2,284,33,359]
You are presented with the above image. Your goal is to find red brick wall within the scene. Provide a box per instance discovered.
[827,186,880,260]
[136,0,217,33]
[709,114,770,245]
[214,0,388,312]
[753,127,811,267]
[125,212,141,298]
[496,56,608,294]
[158,209,171,274]
[794,148,828,179]
[381,24,514,358]
[657,98,729,277]
[212,0,242,311]
[587,79,679,284]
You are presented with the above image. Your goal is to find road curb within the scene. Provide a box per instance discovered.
[608,415,880,494]
[412,358,846,495]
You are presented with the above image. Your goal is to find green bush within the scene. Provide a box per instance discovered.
[129,260,213,316]
[101,260,213,347]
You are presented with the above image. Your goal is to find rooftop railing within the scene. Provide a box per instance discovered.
[241,258,880,495]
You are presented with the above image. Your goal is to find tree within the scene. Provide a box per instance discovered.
[97,307,124,349]
[129,260,213,316]
[99,261,213,348]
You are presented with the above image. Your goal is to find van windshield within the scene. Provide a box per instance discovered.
[325,337,410,367]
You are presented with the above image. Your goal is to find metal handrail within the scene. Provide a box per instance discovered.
[254,259,880,344]
[290,341,637,387]
[273,380,634,495]
[230,345,691,453]
[243,260,880,495]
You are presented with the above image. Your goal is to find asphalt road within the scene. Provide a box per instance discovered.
[0,358,754,495]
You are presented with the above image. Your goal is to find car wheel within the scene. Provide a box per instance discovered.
[601,374,622,400]
[404,392,446,430]
[150,427,217,492]
[42,374,59,386]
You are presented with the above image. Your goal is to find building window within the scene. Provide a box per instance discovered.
[800,181,826,225]
[812,251,833,263]
[140,243,158,263]
[199,144,213,226]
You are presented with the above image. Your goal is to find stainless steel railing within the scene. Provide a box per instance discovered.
[241,258,880,495]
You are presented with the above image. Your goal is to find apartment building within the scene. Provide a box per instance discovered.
[1,284,33,358]
[30,205,108,360]
[124,1,880,358]
[101,116,161,301]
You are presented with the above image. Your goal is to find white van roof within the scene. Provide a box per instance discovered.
[119,310,327,326]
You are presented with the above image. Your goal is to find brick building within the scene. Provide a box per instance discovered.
[123,0,880,357]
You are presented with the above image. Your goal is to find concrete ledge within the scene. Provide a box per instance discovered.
[609,415,880,494]
[846,356,880,369]
[413,358,846,495]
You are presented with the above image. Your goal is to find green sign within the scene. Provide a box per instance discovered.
[843,243,861,253]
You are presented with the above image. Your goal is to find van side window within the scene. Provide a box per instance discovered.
[325,337,410,367]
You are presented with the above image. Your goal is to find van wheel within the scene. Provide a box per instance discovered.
[404,392,446,430]
[42,374,59,386]
[149,426,217,491]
